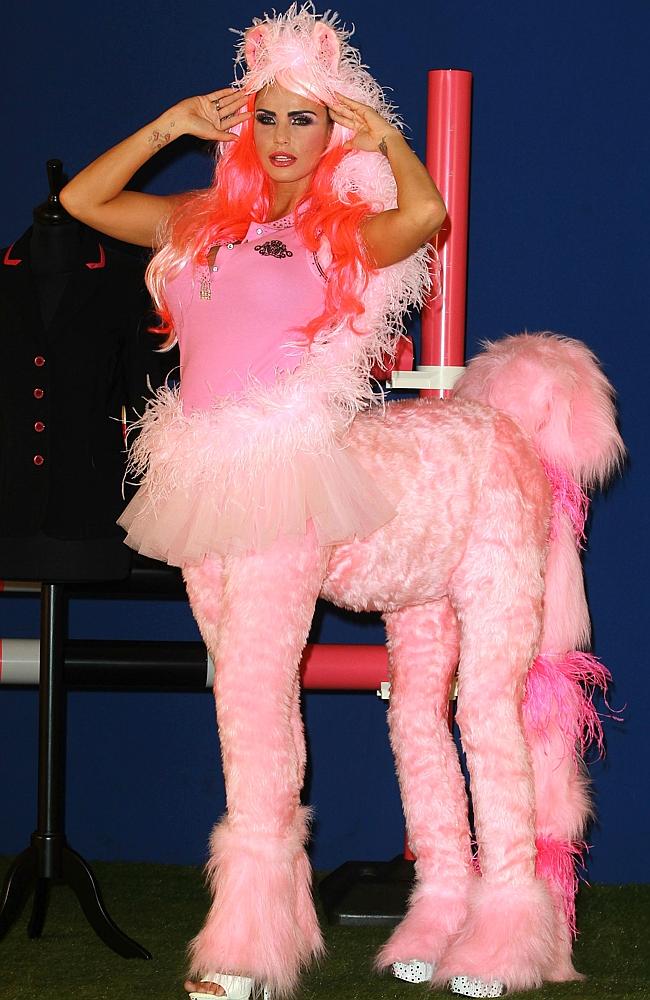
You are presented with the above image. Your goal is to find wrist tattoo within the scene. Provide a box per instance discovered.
[148,124,173,151]
[378,135,389,157]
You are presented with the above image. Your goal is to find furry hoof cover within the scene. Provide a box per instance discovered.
[449,976,505,997]
[392,960,435,983]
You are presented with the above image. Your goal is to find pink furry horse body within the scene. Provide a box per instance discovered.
[186,333,622,996]
[323,393,556,990]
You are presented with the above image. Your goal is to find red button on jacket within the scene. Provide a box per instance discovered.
[33,455,44,466]
[34,421,45,432]
[33,388,44,399]
[34,356,45,367]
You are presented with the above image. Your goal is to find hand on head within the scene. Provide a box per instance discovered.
[173,89,252,142]
[328,93,399,153]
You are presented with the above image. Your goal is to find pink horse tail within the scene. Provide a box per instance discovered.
[454,332,624,976]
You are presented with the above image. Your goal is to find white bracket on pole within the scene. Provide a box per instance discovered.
[388,365,466,392]
[206,651,215,688]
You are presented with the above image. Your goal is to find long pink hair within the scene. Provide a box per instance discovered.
[146,93,375,348]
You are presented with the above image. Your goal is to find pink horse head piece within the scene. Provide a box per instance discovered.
[231,3,399,135]
[244,14,340,81]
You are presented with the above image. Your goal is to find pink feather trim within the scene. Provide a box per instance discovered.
[535,836,586,939]
[524,652,612,758]
[541,461,590,544]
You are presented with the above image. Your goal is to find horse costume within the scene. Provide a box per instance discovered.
[174,332,622,998]
[116,6,623,997]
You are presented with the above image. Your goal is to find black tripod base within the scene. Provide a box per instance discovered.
[319,855,415,926]
[0,837,151,958]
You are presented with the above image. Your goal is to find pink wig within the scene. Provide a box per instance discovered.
[147,3,402,347]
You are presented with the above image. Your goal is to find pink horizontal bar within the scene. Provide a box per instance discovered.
[300,643,388,690]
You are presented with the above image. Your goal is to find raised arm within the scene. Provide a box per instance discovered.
[329,94,446,268]
[59,90,252,248]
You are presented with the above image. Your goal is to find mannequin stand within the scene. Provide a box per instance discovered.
[319,854,414,925]
[0,583,150,958]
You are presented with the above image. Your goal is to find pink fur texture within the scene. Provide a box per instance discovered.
[375,879,475,970]
[538,514,591,653]
[324,333,620,990]
[454,332,624,487]
[445,333,622,987]
[376,599,476,969]
[541,461,589,542]
[525,652,611,758]
[323,376,556,990]
[521,650,613,976]
[183,531,329,997]
[433,878,558,991]
[180,333,621,994]
[188,811,323,995]
[535,836,585,939]
[534,839,586,982]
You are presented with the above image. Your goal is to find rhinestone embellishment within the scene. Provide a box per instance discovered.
[254,240,293,259]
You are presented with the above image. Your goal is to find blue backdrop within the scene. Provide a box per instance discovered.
[1,1,648,884]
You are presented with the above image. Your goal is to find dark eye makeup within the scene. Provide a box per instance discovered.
[255,110,318,126]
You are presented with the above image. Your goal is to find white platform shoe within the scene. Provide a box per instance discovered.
[392,960,435,983]
[392,961,505,997]
[449,975,505,997]
[188,975,270,1000]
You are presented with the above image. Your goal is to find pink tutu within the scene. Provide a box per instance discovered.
[118,385,396,567]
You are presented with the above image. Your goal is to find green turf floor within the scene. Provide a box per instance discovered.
[0,859,648,1000]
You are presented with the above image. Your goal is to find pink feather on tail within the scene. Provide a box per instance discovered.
[525,651,611,759]
[541,461,589,544]
[534,835,585,939]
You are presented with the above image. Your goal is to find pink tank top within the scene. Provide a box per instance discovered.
[165,216,327,414]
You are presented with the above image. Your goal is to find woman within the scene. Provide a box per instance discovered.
[61,6,445,998]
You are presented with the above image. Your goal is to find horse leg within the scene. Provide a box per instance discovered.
[376,598,476,973]
[183,530,328,996]
[435,479,558,992]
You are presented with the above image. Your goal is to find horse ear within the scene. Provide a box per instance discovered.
[244,24,269,68]
[312,22,340,71]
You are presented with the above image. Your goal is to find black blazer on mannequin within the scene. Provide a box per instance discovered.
[0,227,172,554]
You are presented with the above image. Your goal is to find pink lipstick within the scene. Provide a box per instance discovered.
[269,153,297,167]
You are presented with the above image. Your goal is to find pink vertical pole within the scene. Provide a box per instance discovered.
[420,70,473,399]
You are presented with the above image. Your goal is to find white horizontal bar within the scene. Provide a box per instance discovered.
[0,638,39,683]
[388,365,466,391]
